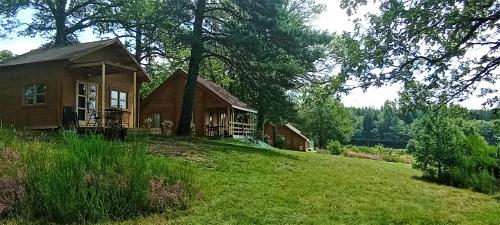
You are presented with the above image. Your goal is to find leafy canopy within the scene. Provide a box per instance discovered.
[337,0,500,107]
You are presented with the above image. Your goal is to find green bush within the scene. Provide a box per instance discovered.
[327,140,343,155]
[20,132,194,223]
[274,135,286,149]
[408,111,498,193]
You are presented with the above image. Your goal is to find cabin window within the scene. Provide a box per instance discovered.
[24,84,46,105]
[153,113,161,128]
[111,90,128,109]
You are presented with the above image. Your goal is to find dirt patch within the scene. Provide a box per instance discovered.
[149,142,208,163]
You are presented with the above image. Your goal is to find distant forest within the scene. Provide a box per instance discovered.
[348,101,498,149]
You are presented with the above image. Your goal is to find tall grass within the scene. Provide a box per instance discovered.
[0,130,195,223]
[342,145,413,164]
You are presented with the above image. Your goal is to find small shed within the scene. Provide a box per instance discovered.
[265,123,310,151]
[140,69,257,138]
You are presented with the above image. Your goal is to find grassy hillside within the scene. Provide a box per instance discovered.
[2,134,500,225]
[112,136,499,225]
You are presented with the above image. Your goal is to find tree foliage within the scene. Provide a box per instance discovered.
[0,0,117,47]
[407,108,498,193]
[299,88,354,148]
[337,0,500,107]
[0,50,13,62]
[95,0,187,64]
[170,0,331,135]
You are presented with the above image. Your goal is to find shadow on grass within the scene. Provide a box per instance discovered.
[140,135,299,161]
[411,175,500,195]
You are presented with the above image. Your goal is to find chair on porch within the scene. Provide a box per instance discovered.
[62,106,79,129]
[85,102,102,128]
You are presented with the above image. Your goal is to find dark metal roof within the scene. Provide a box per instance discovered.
[0,39,116,67]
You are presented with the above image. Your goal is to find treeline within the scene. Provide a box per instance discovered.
[350,102,498,148]
[296,93,499,150]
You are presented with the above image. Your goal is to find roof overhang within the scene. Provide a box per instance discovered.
[68,39,150,82]
[285,124,309,141]
[68,60,149,82]
[232,105,258,113]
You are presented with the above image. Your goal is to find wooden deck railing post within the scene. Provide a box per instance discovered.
[133,71,137,128]
[101,63,106,127]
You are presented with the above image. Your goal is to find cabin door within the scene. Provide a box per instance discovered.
[76,81,98,125]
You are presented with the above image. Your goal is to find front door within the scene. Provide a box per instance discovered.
[76,81,98,125]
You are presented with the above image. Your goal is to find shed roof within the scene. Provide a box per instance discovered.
[0,39,149,80]
[284,124,309,141]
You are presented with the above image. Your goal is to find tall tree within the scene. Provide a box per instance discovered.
[174,0,330,135]
[0,0,114,47]
[300,87,355,148]
[95,0,188,65]
[376,100,407,140]
[337,0,500,107]
[361,111,375,140]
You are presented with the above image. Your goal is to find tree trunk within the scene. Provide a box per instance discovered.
[134,24,143,63]
[177,0,207,135]
[255,107,266,140]
[54,0,68,47]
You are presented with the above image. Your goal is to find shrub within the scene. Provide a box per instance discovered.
[161,120,174,136]
[143,117,153,129]
[274,135,286,149]
[0,148,26,217]
[327,140,342,155]
[21,132,194,223]
[408,111,498,193]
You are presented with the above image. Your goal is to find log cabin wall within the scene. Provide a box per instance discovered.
[0,61,64,129]
[140,71,231,136]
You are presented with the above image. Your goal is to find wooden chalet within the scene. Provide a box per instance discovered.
[265,123,310,151]
[0,39,149,130]
[140,69,257,138]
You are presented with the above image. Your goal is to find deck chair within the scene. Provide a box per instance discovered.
[85,102,101,128]
[62,106,79,129]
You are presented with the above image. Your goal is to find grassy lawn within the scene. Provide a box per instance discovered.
[2,135,500,225]
[110,136,499,225]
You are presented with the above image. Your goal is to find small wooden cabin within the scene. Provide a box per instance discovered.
[140,69,257,138]
[265,123,310,151]
[0,39,149,129]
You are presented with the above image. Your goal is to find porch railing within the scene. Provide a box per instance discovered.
[230,121,253,137]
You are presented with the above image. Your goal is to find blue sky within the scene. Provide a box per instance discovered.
[0,0,493,109]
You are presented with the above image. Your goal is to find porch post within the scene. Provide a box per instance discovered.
[133,71,137,128]
[231,108,235,135]
[227,107,230,135]
[101,63,106,127]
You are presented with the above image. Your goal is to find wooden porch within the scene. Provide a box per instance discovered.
[66,61,139,129]
[205,107,255,138]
